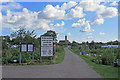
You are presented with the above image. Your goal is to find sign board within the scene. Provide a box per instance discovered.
[28,44,34,52]
[20,43,34,52]
[20,44,27,52]
[41,36,53,56]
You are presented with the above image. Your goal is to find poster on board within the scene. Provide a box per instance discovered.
[41,36,53,56]
[20,44,27,52]
[41,47,53,56]
[28,44,34,52]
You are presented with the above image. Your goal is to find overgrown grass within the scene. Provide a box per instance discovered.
[69,48,119,78]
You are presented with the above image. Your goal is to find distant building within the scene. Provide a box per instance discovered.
[58,35,71,45]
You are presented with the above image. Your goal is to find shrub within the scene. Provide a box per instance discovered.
[102,48,116,65]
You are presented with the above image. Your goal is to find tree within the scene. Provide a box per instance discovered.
[10,28,37,45]
[2,36,10,49]
[71,41,80,49]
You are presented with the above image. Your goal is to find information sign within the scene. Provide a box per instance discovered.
[41,36,53,56]
[20,44,27,52]
[28,44,34,52]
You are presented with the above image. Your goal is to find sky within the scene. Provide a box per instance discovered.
[0,0,119,43]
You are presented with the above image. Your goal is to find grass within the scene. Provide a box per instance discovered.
[52,46,65,64]
[69,48,119,79]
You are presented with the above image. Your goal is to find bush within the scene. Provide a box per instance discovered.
[2,57,11,65]
[56,46,64,53]
[94,56,102,64]
[34,52,40,61]
[102,48,116,65]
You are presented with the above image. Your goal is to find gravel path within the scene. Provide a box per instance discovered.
[2,48,101,78]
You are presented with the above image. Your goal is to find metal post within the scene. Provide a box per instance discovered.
[40,57,42,62]
[20,42,21,64]
[32,52,34,63]
[20,53,21,64]
[50,57,52,63]
[32,42,34,63]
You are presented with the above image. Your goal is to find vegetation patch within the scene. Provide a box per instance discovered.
[2,29,65,66]
[69,48,119,78]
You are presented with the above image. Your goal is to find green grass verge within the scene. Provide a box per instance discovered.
[69,48,119,78]
[52,46,65,64]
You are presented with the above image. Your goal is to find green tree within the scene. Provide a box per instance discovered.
[10,28,37,45]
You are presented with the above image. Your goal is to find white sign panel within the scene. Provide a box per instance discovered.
[41,36,53,56]
[41,36,53,47]
[41,47,53,56]
[21,44,27,52]
[28,44,34,52]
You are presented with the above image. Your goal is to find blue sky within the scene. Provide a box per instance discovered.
[0,1,118,43]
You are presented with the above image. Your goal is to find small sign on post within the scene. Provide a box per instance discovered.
[20,44,27,52]
[28,44,34,52]
[20,43,34,64]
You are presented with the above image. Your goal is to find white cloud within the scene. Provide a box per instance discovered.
[2,2,22,11]
[78,0,118,26]
[79,0,101,11]
[54,21,65,27]
[99,32,105,35]
[91,6,118,26]
[50,23,54,26]
[11,27,20,31]
[61,1,77,10]
[66,6,85,19]
[38,5,65,19]
[72,18,86,28]
[92,18,104,26]
[0,12,2,23]
[72,18,92,32]
[0,0,13,3]
[38,1,79,19]
[50,21,66,33]
[92,29,95,32]
[1,1,119,34]
[87,33,93,35]
[97,7,118,18]
[87,36,93,39]
[81,21,91,32]
[80,0,105,2]
[3,8,51,31]
[110,1,118,6]
[55,27,66,33]
[0,12,2,32]
[79,0,118,18]
[68,32,71,36]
